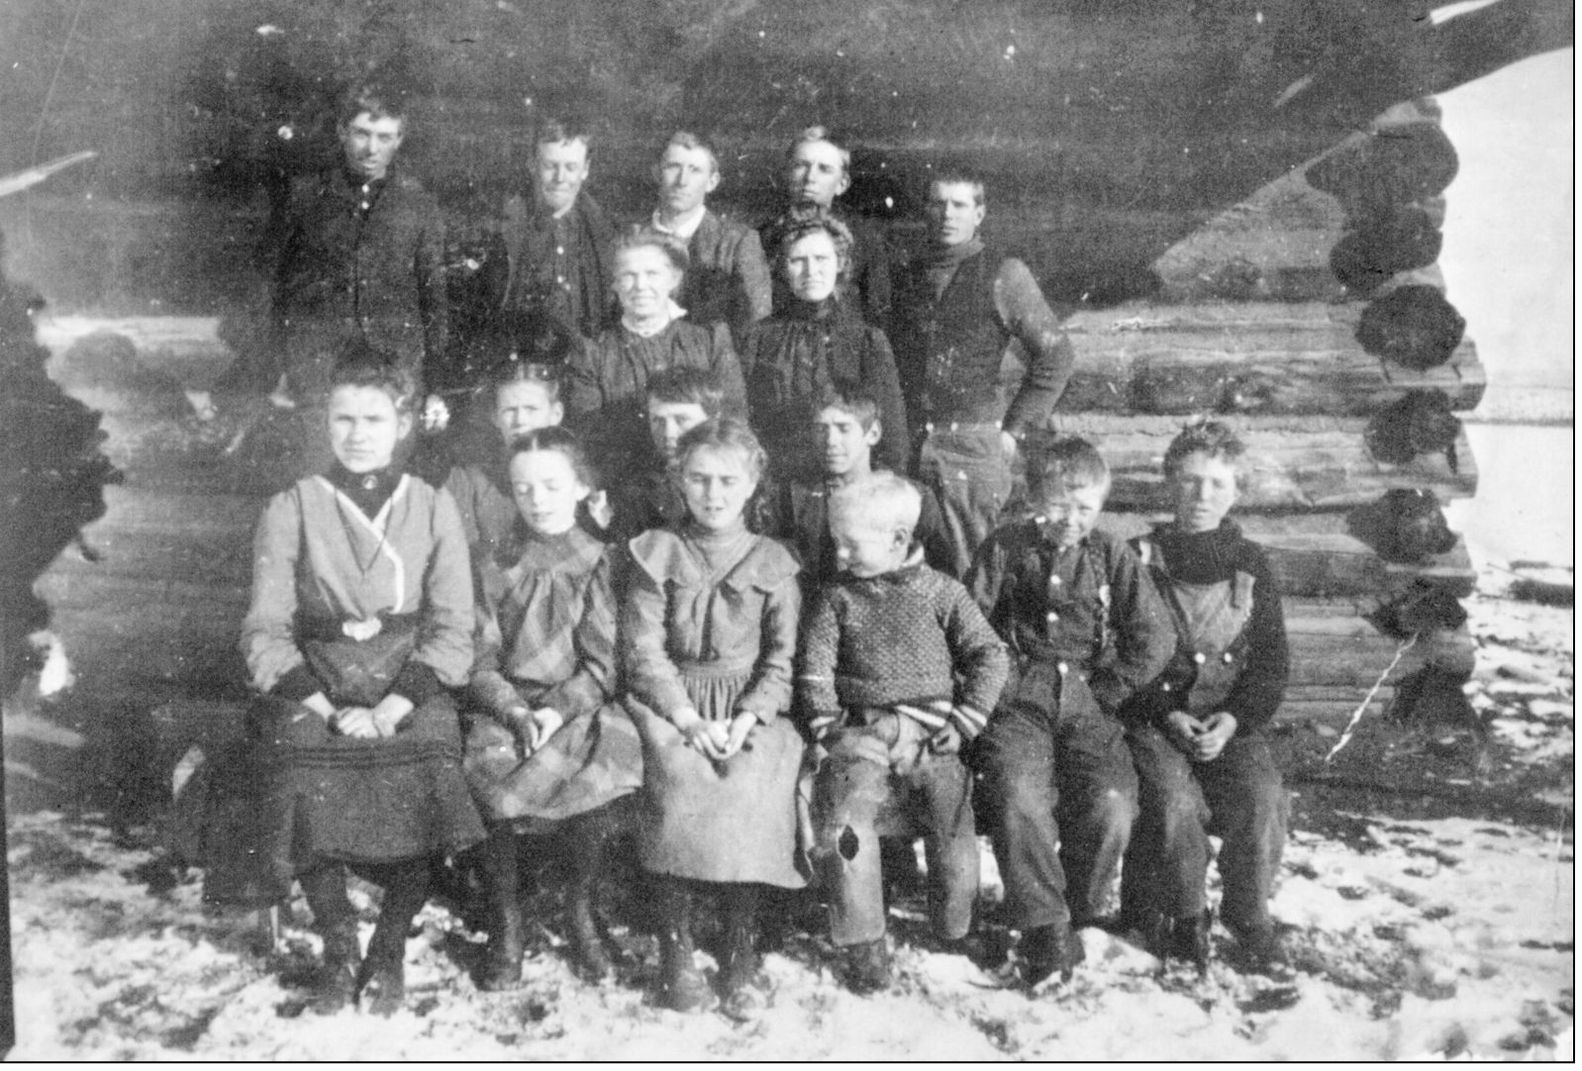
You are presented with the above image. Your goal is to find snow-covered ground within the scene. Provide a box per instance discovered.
[6,566,1571,1061]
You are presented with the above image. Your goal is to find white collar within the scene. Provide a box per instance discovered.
[622,299,688,337]
[651,204,708,241]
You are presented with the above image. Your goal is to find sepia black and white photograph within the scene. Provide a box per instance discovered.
[0,0,1572,1059]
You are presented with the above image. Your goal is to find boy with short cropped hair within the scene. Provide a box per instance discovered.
[602,366,725,542]
[1121,421,1290,974]
[968,435,1174,988]
[799,473,1009,993]
[775,381,952,586]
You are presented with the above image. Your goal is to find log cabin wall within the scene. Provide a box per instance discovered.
[6,0,1565,806]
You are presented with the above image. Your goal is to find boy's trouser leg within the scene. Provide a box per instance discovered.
[916,426,1014,579]
[1199,731,1287,939]
[1125,724,1212,920]
[976,708,1070,931]
[913,757,979,942]
[813,745,893,946]
[1054,717,1139,925]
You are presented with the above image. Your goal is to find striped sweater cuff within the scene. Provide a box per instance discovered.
[950,704,989,740]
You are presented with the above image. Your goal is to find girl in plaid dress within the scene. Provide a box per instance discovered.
[462,428,642,989]
[622,418,807,1017]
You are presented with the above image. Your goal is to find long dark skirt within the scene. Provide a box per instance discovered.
[198,694,486,907]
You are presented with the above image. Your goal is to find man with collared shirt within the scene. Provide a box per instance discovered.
[759,125,891,326]
[648,131,772,346]
[498,116,617,344]
[267,87,447,410]
[889,167,1077,578]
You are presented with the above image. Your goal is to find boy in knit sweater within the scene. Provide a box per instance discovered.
[798,473,1009,993]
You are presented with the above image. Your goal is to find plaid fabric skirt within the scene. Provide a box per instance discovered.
[462,700,642,828]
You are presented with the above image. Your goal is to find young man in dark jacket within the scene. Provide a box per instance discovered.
[498,116,617,344]
[647,130,772,346]
[267,87,448,412]
[889,168,1077,578]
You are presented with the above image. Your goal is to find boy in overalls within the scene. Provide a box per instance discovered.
[969,436,1174,987]
[1122,421,1290,975]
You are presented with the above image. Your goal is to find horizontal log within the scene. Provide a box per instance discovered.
[1099,513,1475,599]
[1285,624,1475,688]
[1053,326,1482,416]
[1276,697,1391,727]
[1059,300,1482,400]
[1051,414,1477,510]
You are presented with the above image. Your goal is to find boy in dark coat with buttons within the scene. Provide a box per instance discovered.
[798,472,1009,993]
[1120,421,1290,975]
[967,435,1173,987]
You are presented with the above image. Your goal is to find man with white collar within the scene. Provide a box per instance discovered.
[499,116,617,343]
[649,131,771,345]
[759,125,891,326]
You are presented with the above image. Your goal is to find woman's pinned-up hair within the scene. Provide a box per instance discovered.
[615,226,691,275]
[327,339,417,413]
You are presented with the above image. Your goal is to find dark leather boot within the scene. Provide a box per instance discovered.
[1167,909,1213,974]
[841,938,892,995]
[718,888,765,1018]
[1020,919,1084,989]
[564,808,621,983]
[655,882,712,1013]
[479,825,525,991]
[479,897,525,992]
[359,955,406,1018]
[1232,920,1292,980]
[360,917,408,1018]
[568,888,613,983]
[310,920,362,1016]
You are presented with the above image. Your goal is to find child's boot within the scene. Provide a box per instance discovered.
[311,919,362,1015]
[1167,909,1212,974]
[479,825,524,991]
[480,898,524,991]
[841,937,892,994]
[359,919,409,1017]
[718,886,766,1019]
[655,881,711,1012]
[1019,918,1084,988]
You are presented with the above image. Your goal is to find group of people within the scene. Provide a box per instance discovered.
[194,86,1292,1021]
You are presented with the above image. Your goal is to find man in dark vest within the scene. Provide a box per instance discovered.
[648,131,771,346]
[499,116,617,345]
[889,168,1076,578]
[267,86,448,412]
[759,125,890,326]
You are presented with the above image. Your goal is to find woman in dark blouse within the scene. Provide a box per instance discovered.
[739,216,910,480]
